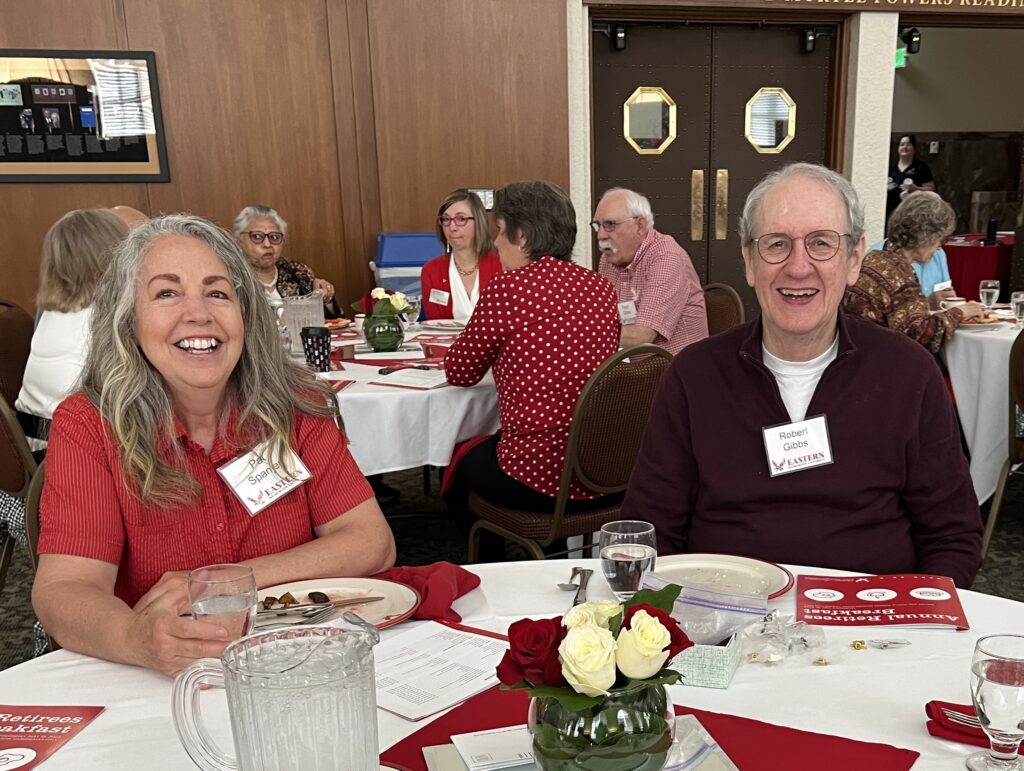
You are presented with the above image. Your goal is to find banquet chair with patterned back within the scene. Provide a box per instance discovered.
[0,397,38,594]
[703,283,745,337]
[0,298,34,408]
[24,461,44,571]
[980,330,1024,561]
[467,344,673,561]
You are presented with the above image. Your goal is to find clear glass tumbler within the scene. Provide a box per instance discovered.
[967,634,1024,771]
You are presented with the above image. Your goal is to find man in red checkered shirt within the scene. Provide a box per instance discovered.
[594,188,708,354]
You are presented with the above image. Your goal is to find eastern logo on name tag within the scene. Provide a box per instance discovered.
[762,414,833,477]
[617,300,638,325]
[429,288,450,305]
[217,439,311,516]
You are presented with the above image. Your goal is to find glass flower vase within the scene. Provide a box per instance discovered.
[528,684,675,771]
[363,314,404,352]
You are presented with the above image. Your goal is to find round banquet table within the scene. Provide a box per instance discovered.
[943,321,1021,502]
[333,361,499,476]
[0,560,1021,769]
[324,327,499,476]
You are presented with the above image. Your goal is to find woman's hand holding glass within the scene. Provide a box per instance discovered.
[127,569,235,677]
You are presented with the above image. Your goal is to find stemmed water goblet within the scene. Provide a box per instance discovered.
[966,633,1024,770]
[598,520,657,601]
[979,280,1001,313]
[404,295,423,331]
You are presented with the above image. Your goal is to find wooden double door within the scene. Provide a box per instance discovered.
[593,22,837,319]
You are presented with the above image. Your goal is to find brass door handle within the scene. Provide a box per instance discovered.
[715,169,729,240]
[691,170,704,242]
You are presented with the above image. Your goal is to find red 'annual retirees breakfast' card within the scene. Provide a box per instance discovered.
[796,574,969,631]
[0,705,104,769]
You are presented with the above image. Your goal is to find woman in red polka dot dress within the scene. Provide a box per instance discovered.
[444,180,620,559]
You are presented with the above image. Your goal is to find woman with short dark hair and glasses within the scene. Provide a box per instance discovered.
[844,191,984,354]
[233,205,340,318]
[421,189,502,320]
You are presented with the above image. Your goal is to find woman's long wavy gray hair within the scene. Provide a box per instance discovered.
[79,214,338,507]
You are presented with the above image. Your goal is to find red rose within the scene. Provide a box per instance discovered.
[496,617,567,688]
[622,603,693,659]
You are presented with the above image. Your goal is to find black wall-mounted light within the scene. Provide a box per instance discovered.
[901,27,922,55]
[614,25,626,50]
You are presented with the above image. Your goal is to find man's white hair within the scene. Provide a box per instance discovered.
[601,187,655,227]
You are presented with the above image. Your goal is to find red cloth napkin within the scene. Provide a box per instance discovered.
[372,562,480,622]
[380,686,920,771]
[439,434,494,495]
[925,700,1022,754]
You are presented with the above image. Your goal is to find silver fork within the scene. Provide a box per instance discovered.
[260,604,342,631]
[942,708,982,728]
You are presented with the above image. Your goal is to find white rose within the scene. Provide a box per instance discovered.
[559,624,617,697]
[370,287,388,300]
[389,291,408,310]
[563,601,622,630]
[615,610,671,680]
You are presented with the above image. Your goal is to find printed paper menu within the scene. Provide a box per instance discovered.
[374,622,507,721]
[796,574,968,631]
[0,705,104,769]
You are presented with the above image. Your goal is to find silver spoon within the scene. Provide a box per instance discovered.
[557,566,583,591]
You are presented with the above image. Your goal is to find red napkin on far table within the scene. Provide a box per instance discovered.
[373,562,480,622]
[926,700,1023,753]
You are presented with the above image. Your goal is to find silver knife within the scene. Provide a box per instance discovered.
[256,595,385,618]
[572,569,593,607]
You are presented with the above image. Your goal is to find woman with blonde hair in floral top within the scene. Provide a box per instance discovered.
[844,192,984,354]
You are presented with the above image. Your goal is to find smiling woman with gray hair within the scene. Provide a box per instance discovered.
[31,214,394,677]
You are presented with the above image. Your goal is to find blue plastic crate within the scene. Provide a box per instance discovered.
[369,232,444,297]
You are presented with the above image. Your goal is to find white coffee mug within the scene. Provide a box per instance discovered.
[353,313,365,332]
[940,297,967,311]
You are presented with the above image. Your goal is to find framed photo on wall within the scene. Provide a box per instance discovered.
[0,49,169,182]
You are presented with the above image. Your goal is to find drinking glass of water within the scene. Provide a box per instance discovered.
[189,563,258,641]
[979,280,1001,312]
[967,634,1024,770]
[599,520,657,601]
[1011,291,1024,330]
[404,295,423,329]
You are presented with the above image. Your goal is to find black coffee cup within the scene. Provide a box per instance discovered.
[300,326,332,372]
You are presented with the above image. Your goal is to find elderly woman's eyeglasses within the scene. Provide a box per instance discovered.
[590,216,639,233]
[438,214,474,228]
[245,231,285,245]
[752,230,851,264]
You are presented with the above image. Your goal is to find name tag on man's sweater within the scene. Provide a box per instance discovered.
[762,415,833,477]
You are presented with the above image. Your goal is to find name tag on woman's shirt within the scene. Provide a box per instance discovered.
[762,415,833,477]
[429,288,450,305]
[217,439,311,516]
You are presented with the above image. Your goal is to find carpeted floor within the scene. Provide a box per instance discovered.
[2,467,1022,671]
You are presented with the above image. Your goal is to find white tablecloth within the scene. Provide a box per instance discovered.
[944,323,1021,502]
[334,362,499,476]
[1,560,1020,769]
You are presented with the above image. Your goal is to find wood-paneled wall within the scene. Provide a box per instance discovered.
[1,0,570,314]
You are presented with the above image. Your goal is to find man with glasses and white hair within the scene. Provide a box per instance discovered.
[622,163,982,587]
[592,188,707,354]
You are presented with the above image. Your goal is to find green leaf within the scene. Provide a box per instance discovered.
[527,686,603,712]
[624,585,680,614]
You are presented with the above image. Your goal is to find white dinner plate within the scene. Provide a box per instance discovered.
[420,319,466,331]
[652,553,794,599]
[957,320,1008,332]
[257,577,420,630]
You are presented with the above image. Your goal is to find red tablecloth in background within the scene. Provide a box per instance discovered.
[944,233,1014,301]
